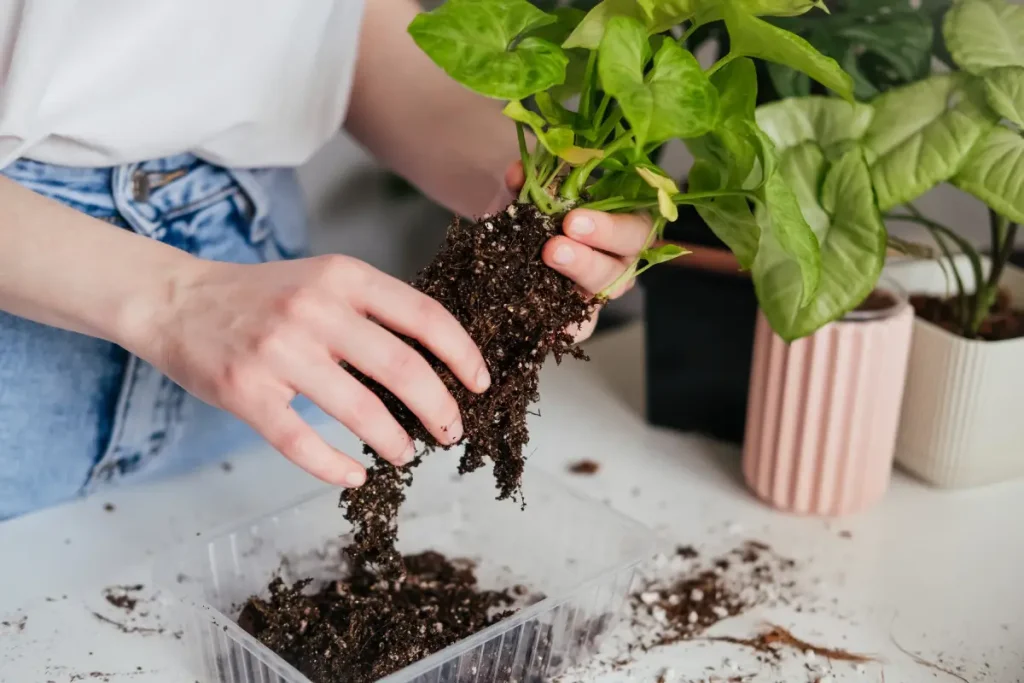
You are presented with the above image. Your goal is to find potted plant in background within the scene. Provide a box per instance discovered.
[877,0,1024,488]
[745,0,1024,503]
[642,0,951,446]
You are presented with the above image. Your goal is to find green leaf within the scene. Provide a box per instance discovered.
[779,143,830,236]
[502,101,605,164]
[751,172,822,322]
[713,56,758,121]
[722,2,854,101]
[640,243,690,267]
[862,74,996,210]
[943,0,1024,74]
[534,91,576,126]
[952,125,1024,224]
[636,166,680,220]
[598,17,719,148]
[767,62,812,99]
[409,0,568,100]
[835,12,934,86]
[982,65,1024,127]
[754,96,874,156]
[563,0,649,49]
[782,148,888,338]
[586,170,656,201]
[689,160,760,268]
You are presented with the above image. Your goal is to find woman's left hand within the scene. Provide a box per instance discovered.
[505,163,651,343]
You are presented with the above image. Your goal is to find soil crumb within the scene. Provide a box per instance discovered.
[90,612,163,636]
[103,503,115,512]
[911,290,1024,340]
[341,203,592,579]
[103,584,144,613]
[239,550,541,683]
[568,459,600,475]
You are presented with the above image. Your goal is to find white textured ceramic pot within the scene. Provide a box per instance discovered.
[884,256,1024,488]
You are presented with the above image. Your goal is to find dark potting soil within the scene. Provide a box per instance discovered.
[238,203,594,680]
[341,203,593,577]
[855,289,897,313]
[238,551,532,683]
[911,290,1024,341]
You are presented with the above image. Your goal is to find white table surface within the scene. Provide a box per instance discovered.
[2,323,1021,683]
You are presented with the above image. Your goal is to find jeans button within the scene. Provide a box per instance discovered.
[131,170,150,202]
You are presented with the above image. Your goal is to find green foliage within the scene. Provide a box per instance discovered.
[408,0,893,341]
[773,0,1023,339]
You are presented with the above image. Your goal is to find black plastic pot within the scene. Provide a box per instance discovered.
[639,205,758,445]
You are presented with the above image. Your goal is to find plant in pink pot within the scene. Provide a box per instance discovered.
[740,0,1024,510]
[733,97,909,515]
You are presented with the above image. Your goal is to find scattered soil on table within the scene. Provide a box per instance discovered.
[838,530,853,539]
[221,461,233,472]
[103,584,144,612]
[90,612,163,635]
[102,503,115,512]
[568,459,600,474]
[0,615,27,632]
[341,203,593,579]
[707,624,875,663]
[911,290,1024,340]
[239,550,544,683]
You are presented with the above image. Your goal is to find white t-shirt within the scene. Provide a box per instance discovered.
[0,0,364,169]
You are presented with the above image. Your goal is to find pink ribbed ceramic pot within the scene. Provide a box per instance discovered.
[742,289,914,516]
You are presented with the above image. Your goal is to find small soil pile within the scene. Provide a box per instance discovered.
[342,203,593,577]
[911,290,1024,340]
[238,551,533,683]
[568,459,600,474]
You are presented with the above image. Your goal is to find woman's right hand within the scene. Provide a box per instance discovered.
[125,254,490,488]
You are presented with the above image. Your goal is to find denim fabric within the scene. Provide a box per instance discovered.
[0,154,312,519]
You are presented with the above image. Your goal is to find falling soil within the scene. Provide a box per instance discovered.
[239,203,594,681]
[568,459,600,474]
[911,290,1024,340]
[239,551,531,683]
[341,203,592,578]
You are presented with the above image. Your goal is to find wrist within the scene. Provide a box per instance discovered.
[111,248,206,360]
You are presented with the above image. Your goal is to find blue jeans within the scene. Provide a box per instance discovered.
[0,154,312,519]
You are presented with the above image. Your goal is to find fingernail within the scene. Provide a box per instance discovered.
[445,418,464,444]
[569,215,595,236]
[554,244,575,265]
[400,442,416,465]
[476,366,491,391]
[344,469,366,487]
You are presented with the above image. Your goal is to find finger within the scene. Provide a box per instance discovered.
[333,312,464,446]
[289,356,415,467]
[543,236,634,297]
[348,269,490,393]
[247,387,367,487]
[505,161,525,191]
[563,209,652,258]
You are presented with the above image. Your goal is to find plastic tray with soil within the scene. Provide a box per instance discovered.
[157,462,655,683]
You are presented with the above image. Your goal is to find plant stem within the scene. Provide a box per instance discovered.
[578,50,599,125]
[516,123,534,204]
[560,133,635,201]
[679,22,700,44]
[598,217,665,298]
[973,211,1018,334]
[706,52,738,77]
[581,189,755,213]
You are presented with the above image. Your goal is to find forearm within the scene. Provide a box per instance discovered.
[0,176,191,351]
[344,0,520,218]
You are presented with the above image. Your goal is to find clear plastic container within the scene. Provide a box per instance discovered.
[156,462,656,683]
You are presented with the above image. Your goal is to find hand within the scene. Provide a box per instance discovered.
[130,255,490,487]
[505,163,650,343]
